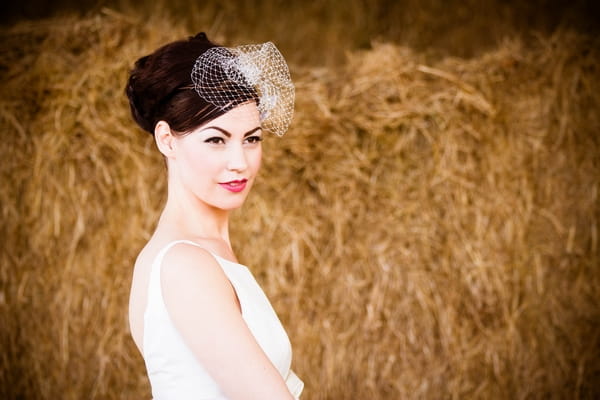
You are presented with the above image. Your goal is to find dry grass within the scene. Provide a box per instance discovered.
[0,6,599,400]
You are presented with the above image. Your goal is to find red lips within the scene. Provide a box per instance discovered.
[219,179,248,193]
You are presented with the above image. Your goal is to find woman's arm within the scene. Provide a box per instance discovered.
[160,243,294,400]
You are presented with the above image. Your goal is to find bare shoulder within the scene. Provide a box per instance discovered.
[159,242,238,310]
[160,241,224,279]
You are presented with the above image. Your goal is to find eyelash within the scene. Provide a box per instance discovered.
[245,135,263,144]
[205,137,225,144]
[203,136,263,145]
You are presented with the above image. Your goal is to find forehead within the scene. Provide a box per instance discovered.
[203,102,261,133]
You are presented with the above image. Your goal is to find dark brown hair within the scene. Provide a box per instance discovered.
[125,32,231,135]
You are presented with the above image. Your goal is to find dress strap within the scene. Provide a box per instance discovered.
[286,369,304,399]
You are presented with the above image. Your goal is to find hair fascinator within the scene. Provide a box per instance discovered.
[191,42,294,137]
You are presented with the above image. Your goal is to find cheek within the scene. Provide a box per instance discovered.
[181,148,224,180]
[251,147,262,171]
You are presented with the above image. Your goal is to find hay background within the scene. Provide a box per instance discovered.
[1,2,599,399]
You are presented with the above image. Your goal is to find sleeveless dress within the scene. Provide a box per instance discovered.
[143,240,304,399]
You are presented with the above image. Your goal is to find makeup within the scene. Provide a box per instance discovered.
[219,179,248,193]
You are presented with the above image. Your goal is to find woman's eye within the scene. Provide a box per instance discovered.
[245,135,263,144]
[205,137,225,145]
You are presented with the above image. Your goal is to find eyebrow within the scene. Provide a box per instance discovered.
[200,126,262,138]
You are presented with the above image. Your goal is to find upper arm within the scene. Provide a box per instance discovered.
[160,244,293,400]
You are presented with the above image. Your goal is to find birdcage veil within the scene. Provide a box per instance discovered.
[191,42,294,137]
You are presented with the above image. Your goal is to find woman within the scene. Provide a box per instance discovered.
[125,32,303,400]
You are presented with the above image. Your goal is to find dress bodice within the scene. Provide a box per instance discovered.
[142,240,303,399]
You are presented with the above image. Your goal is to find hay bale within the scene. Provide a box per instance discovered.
[0,9,598,400]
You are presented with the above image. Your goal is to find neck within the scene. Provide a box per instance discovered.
[158,183,232,246]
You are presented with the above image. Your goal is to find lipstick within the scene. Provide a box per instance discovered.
[219,179,248,193]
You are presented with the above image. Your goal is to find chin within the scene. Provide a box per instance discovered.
[212,197,249,211]
[221,203,245,211]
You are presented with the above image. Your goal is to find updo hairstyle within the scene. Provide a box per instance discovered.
[126,32,226,136]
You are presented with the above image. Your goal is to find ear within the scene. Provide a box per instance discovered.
[154,120,176,158]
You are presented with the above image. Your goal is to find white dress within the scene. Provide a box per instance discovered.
[143,240,303,399]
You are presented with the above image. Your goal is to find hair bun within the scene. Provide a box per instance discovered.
[191,32,208,41]
[125,33,221,135]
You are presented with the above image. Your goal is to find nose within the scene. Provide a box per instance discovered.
[227,143,248,172]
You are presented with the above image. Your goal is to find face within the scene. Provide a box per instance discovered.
[171,102,263,211]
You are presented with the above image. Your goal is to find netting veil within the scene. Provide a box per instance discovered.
[191,42,294,137]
